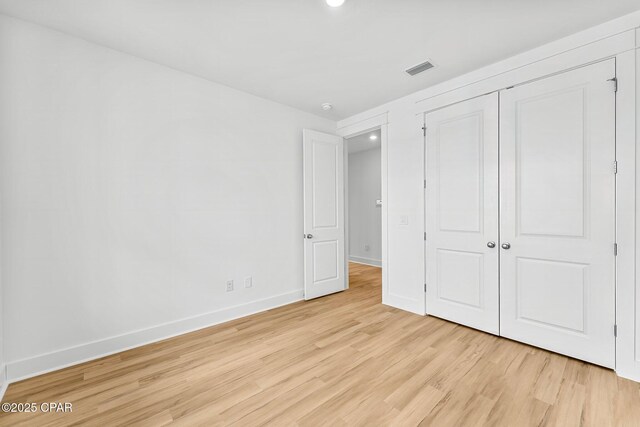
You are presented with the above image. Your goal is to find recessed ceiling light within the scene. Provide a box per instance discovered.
[321,103,333,111]
[369,134,378,141]
[326,0,345,7]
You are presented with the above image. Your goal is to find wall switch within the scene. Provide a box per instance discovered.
[226,280,234,292]
[244,276,252,288]
[399,215,409,225]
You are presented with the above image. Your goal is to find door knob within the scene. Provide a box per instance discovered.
[305,234,313,239]
[487,241,496,248]
[501,242,511,250]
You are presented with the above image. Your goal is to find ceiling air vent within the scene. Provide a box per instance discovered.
[405,60,434,76]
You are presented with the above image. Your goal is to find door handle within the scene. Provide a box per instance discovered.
[501,242,511,250]
[305,234,313,239]
[487,241,496,248]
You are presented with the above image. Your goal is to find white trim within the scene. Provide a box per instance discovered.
[617,47,640,382]
[386,293,424,316]
[5,290,303,383]
[0,365,7,402]
[349,257,382,268]
[413,31,634,115]
[337,112,388,136]
[0,385,7,403]
[344,142,350,289]
[338,113,390,310]
[381,122,390,309]
[422,112,427,316]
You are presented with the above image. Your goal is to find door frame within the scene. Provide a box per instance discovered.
[338,114,389,303]
[613,48,636,380]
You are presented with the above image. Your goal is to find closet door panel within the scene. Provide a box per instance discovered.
[425,92,499,334]
[499,60,616,368]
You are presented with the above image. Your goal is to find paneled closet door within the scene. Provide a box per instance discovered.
[499,60,616,368]
[425,92,499,335]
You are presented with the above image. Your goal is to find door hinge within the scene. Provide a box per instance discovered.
[422,125,427,136]
[614,324,618,337]
[614,243,618,256]
[424,283,427,293]
[613,161,618,174]
[423,179,427,189]
[608,77,618,93]
[424,232,427,241]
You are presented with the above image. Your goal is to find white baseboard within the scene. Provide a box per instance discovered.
[616,368,640,383]
[383,293,424,316]
[0,364,7,402]
[6,290,304,383]
[349,256,382,267]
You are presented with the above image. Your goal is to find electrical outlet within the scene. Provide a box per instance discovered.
[364,244,370,252]
[226,280,234,292]
[244,276,252,288]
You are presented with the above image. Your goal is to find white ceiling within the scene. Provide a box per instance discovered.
[348,129,381,154]
[1,1,639,120]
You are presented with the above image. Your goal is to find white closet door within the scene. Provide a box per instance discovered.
[499,60,616,368]
[425,92,499,335]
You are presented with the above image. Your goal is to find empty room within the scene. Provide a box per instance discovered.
[1,0,640,425]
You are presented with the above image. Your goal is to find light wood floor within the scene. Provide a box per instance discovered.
[2,262,640,426]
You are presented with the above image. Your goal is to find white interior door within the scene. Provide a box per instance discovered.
[499,60,616,368]
[425,92,500,334]
[303,129,346,300]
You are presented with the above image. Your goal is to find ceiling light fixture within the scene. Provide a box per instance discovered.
[369,134,378,141]
[321,103,333,111]
[326,0,345,7]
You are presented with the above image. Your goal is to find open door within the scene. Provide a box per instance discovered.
[303,129,346,300]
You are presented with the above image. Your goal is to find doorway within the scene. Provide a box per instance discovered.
[345,129,383,297]
[302,124,387,302]
[346,129,382,268]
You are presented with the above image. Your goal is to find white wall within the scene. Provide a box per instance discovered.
[0,15,335,380]
[348,148,381,266]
